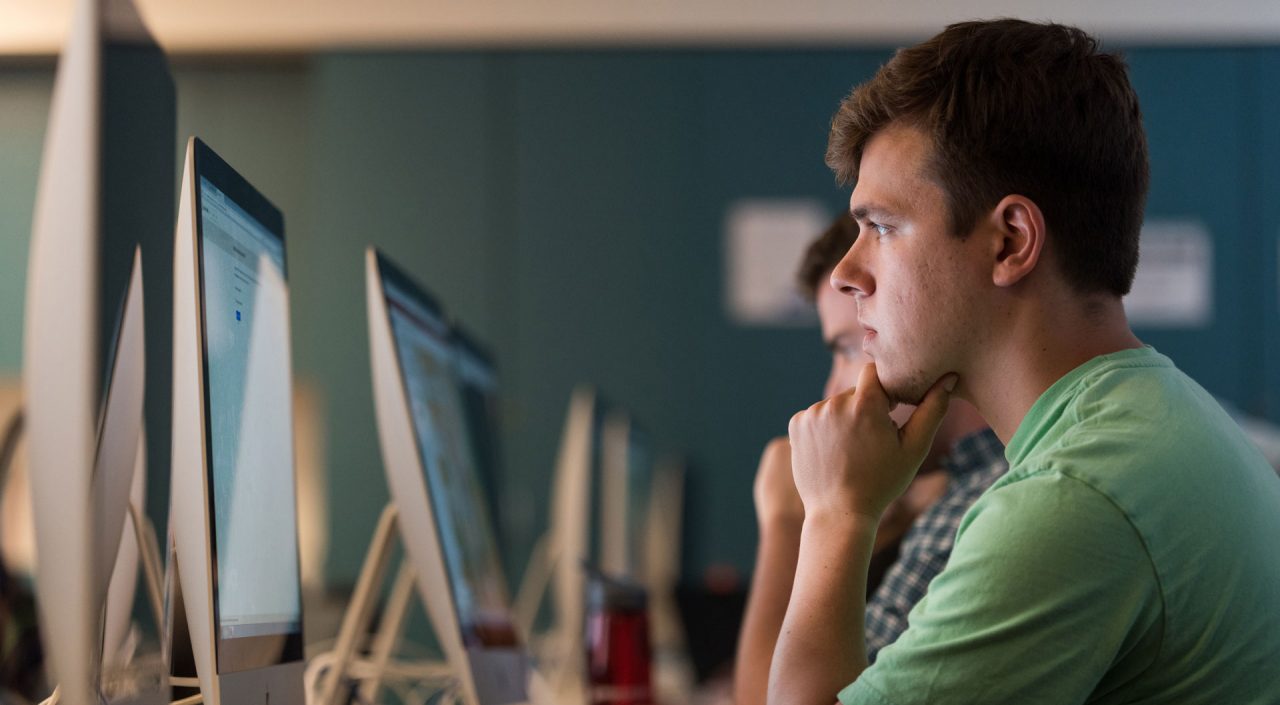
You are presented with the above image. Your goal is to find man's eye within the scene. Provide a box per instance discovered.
[871,222,891,236]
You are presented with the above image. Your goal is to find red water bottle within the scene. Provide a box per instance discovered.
[585,572,654,705]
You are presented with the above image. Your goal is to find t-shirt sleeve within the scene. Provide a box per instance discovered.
[839,471,1162,705]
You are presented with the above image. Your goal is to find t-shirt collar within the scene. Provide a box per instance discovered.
[1005,345,1162,466]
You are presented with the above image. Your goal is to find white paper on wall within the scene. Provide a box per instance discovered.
[724,199,829,326]
[1123,220,1213,328]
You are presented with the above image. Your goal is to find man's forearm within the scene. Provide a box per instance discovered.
[734,520,803,705]
[767,511,877,705]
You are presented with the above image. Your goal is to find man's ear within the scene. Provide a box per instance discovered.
[989,195,1046,288]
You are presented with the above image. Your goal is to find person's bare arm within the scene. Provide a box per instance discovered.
[734,438,804,705]
[769,365,955,705]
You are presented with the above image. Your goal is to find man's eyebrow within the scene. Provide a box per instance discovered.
[850,204,897,222]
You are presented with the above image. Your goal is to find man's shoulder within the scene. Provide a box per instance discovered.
[959,466,1137,547]
[1013,353,1265,491]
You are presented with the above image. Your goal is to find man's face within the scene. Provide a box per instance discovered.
[830,123,991,405]
[817,272,915,426]
[816,279,872,400]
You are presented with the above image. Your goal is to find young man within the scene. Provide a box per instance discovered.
[770,19,1280,705]
[733,213,1006,705]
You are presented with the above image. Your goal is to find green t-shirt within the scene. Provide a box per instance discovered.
[840,347,1280,705]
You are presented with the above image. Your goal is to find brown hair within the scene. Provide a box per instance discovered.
[796,210,858,301]
[826,19,1149,296]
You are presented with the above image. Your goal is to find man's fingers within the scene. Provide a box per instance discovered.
[763,436,792,469]
[851,362,891,417]
[788,404,811,440]
[901,373,958,453]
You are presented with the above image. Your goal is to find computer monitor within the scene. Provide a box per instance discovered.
[511,388,659,703]
[94,250,150,657]
[596,403,627,579]
[519,387,593,702]
[642,455,687,665]
[514,387,615,702]
[600,415,654,582]
[102,422,150,671]
[167,137,304,705]
[29,248,147,703]
[366,248,529,705]
[23,0,172,700]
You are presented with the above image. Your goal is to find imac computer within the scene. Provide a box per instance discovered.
[514,390,662,704]
[600,414,654,582]
[366,248,530,705]
[167,137,305,705]
[23,0,173,700]
[511,389,621,703]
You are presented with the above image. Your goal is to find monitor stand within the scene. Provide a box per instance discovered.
[164,536,305,705]
[512,529,590,705]
[309,503,455,705]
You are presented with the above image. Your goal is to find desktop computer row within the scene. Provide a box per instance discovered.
[17,1,684,704]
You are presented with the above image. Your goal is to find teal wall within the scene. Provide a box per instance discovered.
[0,68,49,371]
[1259,50,1280,425]
[2,47,1278,596]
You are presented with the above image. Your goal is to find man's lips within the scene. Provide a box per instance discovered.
[860,321,877,349]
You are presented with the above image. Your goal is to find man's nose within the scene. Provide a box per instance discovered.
[830,239,872,297]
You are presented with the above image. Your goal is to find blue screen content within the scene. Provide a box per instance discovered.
[454,343,504,529]
[199,176,302,641]
[383,282,516,646]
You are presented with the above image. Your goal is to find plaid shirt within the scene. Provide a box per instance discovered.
[865,428,1007,663]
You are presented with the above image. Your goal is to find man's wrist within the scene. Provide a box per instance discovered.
[758,510,805,538]
[802,506,881,538]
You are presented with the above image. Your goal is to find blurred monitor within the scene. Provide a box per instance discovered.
[599,413,653,582]
[625,426,655,577]
[22,0,172,700]
[530,387,655,702]
[452,324,508,539]
[367,249,529,705]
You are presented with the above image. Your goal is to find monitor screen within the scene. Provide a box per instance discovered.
[382,275,517,648]
[624,423,654,579]
[196,146,303,668]
[587,399,611,570]
[453,329,505,534]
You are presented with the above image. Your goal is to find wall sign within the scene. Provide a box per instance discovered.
[1124,220,1214,328]
[723,199,828,326]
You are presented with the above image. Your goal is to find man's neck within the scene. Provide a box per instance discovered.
[963,295,1143,446]
[922,400,991,471]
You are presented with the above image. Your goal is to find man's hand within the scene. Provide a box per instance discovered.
[788,363,957,522]
[754,437,805,529]
[766,365,957,705]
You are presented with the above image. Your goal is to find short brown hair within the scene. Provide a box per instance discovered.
[826,19,1149,296]
[796,210,858,301]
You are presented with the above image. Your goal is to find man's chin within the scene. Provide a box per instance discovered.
[882,373,932,407]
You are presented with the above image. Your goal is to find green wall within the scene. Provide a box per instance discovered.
[2,47,1278,596]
